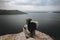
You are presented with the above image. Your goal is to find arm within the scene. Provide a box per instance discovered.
[23,24,30,34]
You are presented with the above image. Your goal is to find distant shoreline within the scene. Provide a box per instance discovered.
[26,11,60,13]
[0,9,27,15]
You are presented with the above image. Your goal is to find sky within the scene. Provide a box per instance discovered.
[0,0,60,11]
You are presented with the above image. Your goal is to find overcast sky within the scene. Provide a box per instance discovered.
[0,0,60,11]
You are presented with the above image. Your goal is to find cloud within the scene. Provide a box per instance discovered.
[0,0,13,2]
[14,5,60,11]
[46,0,60,5]
[0,1,15,10]
[0,0,60,11]
[13,0,60,6]
[13,0,47,6]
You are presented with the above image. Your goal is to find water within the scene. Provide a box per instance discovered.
[0,13,60,40]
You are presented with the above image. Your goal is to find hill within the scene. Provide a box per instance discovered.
[0,9,27,15]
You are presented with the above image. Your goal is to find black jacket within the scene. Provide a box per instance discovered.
[28,22,36,32]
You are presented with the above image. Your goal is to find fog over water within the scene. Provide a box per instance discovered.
[0,13,60,40]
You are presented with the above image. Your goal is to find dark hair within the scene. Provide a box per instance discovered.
[26,18,32,24]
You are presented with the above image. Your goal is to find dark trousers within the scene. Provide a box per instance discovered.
[30,30,35,37]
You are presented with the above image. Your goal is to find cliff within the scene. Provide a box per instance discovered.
[0,30,53,40]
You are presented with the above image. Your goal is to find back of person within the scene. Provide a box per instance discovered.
[24,18,38,38]
[28,21,36,37]
[28,22,36,33]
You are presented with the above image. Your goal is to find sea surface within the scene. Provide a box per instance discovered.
[0,12,60,40]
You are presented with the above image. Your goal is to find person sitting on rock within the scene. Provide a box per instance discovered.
[23,18,38,38]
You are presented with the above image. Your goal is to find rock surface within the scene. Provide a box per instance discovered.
[0,30,53,40]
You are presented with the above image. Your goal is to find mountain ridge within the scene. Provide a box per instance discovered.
[0,9,27,15]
